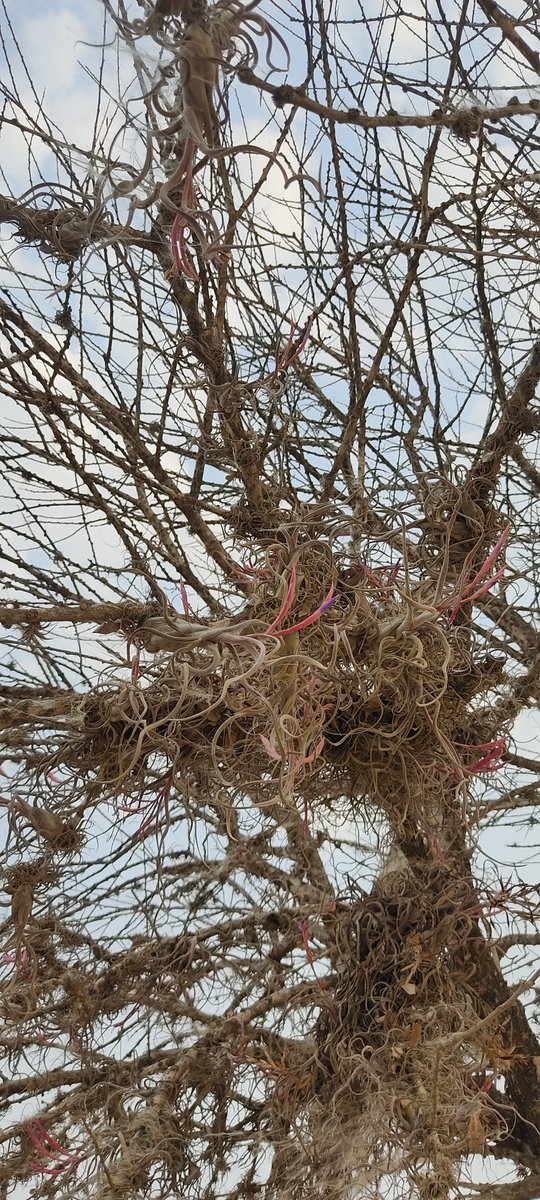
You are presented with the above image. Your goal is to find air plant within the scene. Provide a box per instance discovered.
[439,525,509,623]
[145,0,291,72]
[178,24,219,150]
[100,0,192,40]
[454,737,506,775]
[25,1120,81,1177]
[155,22,219,221]
[253,316,314,385]
[264,570,336,637]
[132,611,260,652]
[148,0,194,27]
[94,5,313,278]
[5,795,67,843]
[209,0,291,75]
[155,7,316,275]
[275,317,314,374]
[170,208,227,278]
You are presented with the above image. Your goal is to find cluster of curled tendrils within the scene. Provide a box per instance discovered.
[40,501,511,845]
[208,0,291,74]
[283,868,510,1200]
[94,1,321,282]
[156,2,310,280]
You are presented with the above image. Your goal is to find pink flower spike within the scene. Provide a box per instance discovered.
[260,734,283,761]
[28,1122,72,1157]
[26,1126,52,1156]
[240,561,268,576]
[447,563,506,623]
[280,316,313,368]
[271,587,336,637]
[27,1127,82,1170]
[446,526,510,620]
[467,750,505,775]
[276,316,314,371]
[230,559,268,585]
[464,525,510,593]
[232,561,261,577]
[443,525,510,621]
[459,737,506,775]
[26,1132,58,1161]
[458,563,506,605]
[387,561,401,587]
[265,564,297,635]
[357,560,385,589]
[171,215,198,281]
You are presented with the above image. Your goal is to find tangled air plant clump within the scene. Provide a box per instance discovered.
[50,501,510,849]
[97,0,298,279]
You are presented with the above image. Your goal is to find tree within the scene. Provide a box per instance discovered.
[1,0,540,1197]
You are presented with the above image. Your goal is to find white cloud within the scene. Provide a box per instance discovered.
[20,8,87,93]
